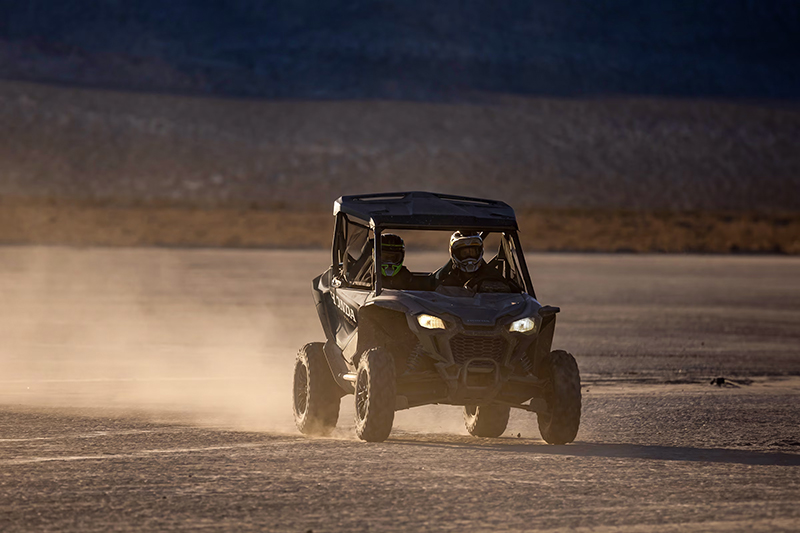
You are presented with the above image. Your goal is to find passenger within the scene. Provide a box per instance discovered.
[436,231,503,288]
[380,233,414,290]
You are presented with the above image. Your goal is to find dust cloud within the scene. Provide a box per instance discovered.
[0,246,477,438]
[0,246,306,433]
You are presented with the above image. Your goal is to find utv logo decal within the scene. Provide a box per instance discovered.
[331,292,357,324]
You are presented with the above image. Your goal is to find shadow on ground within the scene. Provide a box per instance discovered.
[389,436,800,466]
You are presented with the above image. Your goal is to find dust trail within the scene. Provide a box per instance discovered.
[0,246,322,433]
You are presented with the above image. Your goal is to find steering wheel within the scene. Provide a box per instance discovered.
[463,275,521,293]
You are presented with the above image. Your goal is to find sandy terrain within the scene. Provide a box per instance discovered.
[1,247,799,531]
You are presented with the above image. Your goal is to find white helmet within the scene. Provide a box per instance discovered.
[449,231,483,273]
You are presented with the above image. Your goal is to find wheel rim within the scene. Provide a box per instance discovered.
[355,369,369,421]
[294,363,308,416]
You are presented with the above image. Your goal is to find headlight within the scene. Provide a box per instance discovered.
[417,314,446,330]
[508,317,537,334]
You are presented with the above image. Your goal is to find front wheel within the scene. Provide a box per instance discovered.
[536,350,581,444]
[463,404,510,438]
[354,347,396,442]
[293,343,341,436]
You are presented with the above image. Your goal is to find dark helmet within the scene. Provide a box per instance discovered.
[450,231,483,273]
[380,233,405,277]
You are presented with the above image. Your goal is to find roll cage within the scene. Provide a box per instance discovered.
[330,192,536,297]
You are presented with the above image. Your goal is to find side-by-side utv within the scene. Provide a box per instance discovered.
[292,191,581,443]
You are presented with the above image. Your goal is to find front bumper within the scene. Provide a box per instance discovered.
[399,316,556,408]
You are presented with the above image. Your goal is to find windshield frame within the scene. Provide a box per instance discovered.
[372,225,535,297]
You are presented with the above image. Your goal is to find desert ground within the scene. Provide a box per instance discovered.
[1,247,799,531]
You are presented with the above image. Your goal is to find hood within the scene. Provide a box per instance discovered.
[370,288,540,327]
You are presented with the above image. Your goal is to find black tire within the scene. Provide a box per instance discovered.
[536,350,582,444]
[463,404,510,438]
[293,342,341,436]
[354,347,396,442]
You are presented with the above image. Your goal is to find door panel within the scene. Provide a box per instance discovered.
[331,286,369,349]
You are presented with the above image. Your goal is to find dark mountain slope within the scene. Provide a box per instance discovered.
[1,0,798,100]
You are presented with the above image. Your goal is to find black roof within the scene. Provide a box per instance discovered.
[334,191,518,231]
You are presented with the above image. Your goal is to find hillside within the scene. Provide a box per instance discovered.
[1,1,799,100]
[2,80,798,212]
[1,79,798,253]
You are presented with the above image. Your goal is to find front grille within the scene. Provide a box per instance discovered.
[450,334,507,366]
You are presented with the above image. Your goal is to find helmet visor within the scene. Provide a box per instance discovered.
[381,248,404,266]
[453,244,482,262]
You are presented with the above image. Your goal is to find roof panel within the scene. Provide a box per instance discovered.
[334,191,518,231]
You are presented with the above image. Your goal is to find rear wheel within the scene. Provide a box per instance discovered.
[354,347,396,442]
[293,343,341,436]
[463,404,510,438]
[536,350,581,444]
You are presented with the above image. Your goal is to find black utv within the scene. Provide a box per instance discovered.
[293,192,581,443]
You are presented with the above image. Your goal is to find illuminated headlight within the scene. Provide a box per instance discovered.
[417,314,446,330]
[508,317,537,334]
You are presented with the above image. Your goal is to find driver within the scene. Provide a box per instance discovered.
[436,231,503,288]
[380,233,414,289]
